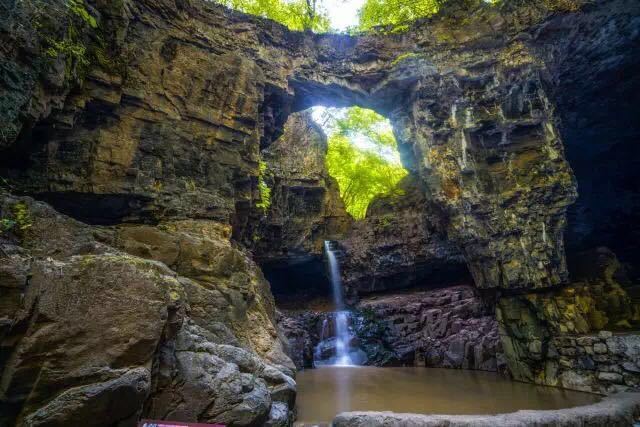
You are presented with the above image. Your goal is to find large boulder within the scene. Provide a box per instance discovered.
[0,192,295,426]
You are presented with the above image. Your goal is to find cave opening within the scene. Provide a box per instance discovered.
[3,0,640,425]
[309,105,409,220]
[255,103,462,311]
[257,102,477,311]
[262,257,334,310]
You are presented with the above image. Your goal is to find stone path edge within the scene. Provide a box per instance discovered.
[332,392,640,426]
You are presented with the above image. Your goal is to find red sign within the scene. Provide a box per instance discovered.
[139,421,225,427]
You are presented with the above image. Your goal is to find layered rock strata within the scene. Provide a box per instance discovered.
[356,285,504,371]
[340,175,468,298]
[498,248,640,393]
[1,0,586,292]
[246,111,351,262]
[278,285,503,371]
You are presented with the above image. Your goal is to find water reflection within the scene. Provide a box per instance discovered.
[295,367,600,424]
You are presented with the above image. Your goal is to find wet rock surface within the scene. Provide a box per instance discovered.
[278,286,504,371]
[333,392,640,427]
[356,286,504,371]
[277,310,324,370]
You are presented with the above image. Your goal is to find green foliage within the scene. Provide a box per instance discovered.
[184,179,197,192]
[214,0,330,32]
[45,25,89,67]
[324,107,407,220]
[358,0,442,32]
[0,202,32,236]
[256,160,272,212]
[67,0,97,28]
[13,202,32,231]
[391,52,424,66]
[42,0,98,78]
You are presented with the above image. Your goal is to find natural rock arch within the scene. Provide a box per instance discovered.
[2,0,578,291]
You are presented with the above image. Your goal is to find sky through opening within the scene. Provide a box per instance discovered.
[321,0,366,31]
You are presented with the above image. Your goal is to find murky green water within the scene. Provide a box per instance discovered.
[295,367,600,424]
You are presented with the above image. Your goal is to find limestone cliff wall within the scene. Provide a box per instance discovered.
[1,0,585,292]
[245,111,351,263]
[340,174,468,297]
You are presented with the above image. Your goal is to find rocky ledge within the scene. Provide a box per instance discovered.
[278,285,504,370]
[356,285,504,370]
[333,392,640,427]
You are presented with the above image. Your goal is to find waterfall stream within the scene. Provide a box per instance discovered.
[314,241,365,367]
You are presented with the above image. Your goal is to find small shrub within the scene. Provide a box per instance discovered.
[0,201,32,237]
[67,0,97,28]
[256,160,272,212]
[13,202,33,232]
[40,0,98,80]
[184,179,197,192]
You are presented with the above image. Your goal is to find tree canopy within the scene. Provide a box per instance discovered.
[213,0,449,33]
[214,0,330,32]
[358,0,441,32]
[318,107,407,219]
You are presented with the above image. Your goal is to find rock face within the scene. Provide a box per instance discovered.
[246,111,351,262]
[0,0,582,292]
[356,286,504,371]
[538,0,640,273]
[0,192,295,426]
[497,248,640,393]
[278,286,504,372]
[340,175,468,298]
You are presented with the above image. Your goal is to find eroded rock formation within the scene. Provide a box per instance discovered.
[340,175,468,297]
[0,192,296,425]
[1,0,581,292]
[357,286,504,371]
[246,111,351,262]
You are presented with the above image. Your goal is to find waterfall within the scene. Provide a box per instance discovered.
[314,241,366,367]
[325,240,345,310]
[461,132,468,168]
[465,108,473,128]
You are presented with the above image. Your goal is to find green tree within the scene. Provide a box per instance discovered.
[358,0,442,32]
[215,0,330,32]
[323,107,407,219]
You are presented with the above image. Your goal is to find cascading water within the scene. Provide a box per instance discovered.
[326,240,345,310]
[314,241,365,367]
